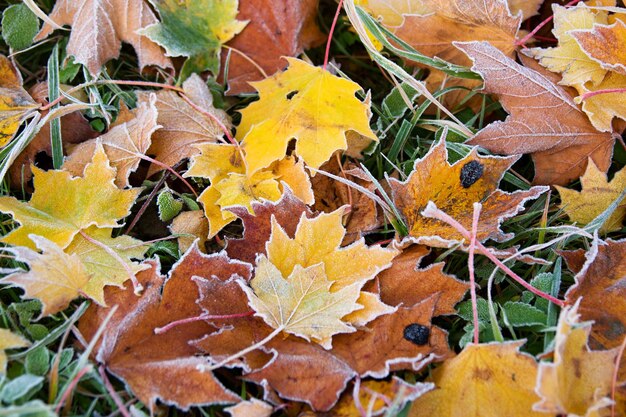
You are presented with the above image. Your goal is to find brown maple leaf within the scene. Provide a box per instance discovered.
[331,295,452,378]
[78,246,251,410]
[36,0,172,75]
[225,189,313,264]
[311,157,381,245]
[372,245,469,316]
[220,0,325,95]
[457,41,614,185]
[564,238,626,370]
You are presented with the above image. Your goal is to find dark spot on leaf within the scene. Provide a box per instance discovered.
[460,160,484,188]
[473,367,493,380]
[286,90,299,100]
[403,323,430,345]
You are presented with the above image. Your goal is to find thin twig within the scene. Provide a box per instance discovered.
[154,311,254,334]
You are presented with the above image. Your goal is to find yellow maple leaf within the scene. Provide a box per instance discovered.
[574,71,626,132]
[0,55,38,147]
[65,226,149,305]
[556,158,626,233]
[534,301,618,417]
[241,256,362,349]
[355,0,431,27]
[266,209,398,325]
[187,143,313,237]
[0,144,140,250]
[409,341,545,417]
[237,58,377,173]
[526,4,609,87]
[2,235,91,317]
[0,328,29,374]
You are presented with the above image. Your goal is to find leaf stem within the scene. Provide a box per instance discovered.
[577,88,626,101]
[203,326,284,372]
[324,0,344,71]
[154,311,255,334]
[98,365,131,417]
[422,202,565,307]
[515,0,582,47]
[469,202,481,344]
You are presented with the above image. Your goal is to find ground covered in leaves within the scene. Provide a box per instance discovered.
[1,0,626,416]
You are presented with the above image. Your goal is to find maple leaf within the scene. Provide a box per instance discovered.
[388,138,548,246]
[0,55,38,147]
[356,0,431,27]
[0,144,140,250]
[331,295,451,378]
[65,226,149,305]
[194,273,356,410]
[220,0,325,95]
[556,159,626,233]
[525,4,609,87]
[408,341,544,417]
[508,0,544,20]
[574,71,626,132]
[225,189,313,264]
[138,74,229,177]
[311,158,381,244]
[237,58,377,173]
[307,377,433,417]
[572,19,626,75]
[242,256,363,349]
[35,0,171,76]
[64,96,159,188]
[265,208,398,326]
[564,238,626,357]
[2,234,91,317]
[0,329,29,374]
[534,301,618,417]
[458,41,614,185]
[78,249,251,410]
[373,245,469,316]
[139,0,247,77]
[186,142,313,236]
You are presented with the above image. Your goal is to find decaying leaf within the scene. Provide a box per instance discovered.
[0,55,38,147]
[35,0,172,75]
[312,157,381,244]
[573,18,626,75]
[242,256,363,349]
[556,159,626,233]
[526,4,609,87]
[534,301,618,417]
[565,238,626,357]
[2,234,90,317]
[373,245,469,315]
[64,96,159,188]
[459,41,614,185]
[409,341,544,417]
[237,58,377,173]
[389,138,547,246]
[331,295,451,378]
[221,0,325,95]
[0,144,140,249]
[139,0,247,77]
[138,74,229,177]
[225,189,313,264]
[78,249,252,410]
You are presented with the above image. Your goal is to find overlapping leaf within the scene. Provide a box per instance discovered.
[0,55,37,147]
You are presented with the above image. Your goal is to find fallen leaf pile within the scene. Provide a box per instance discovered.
[1,0,626,415]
